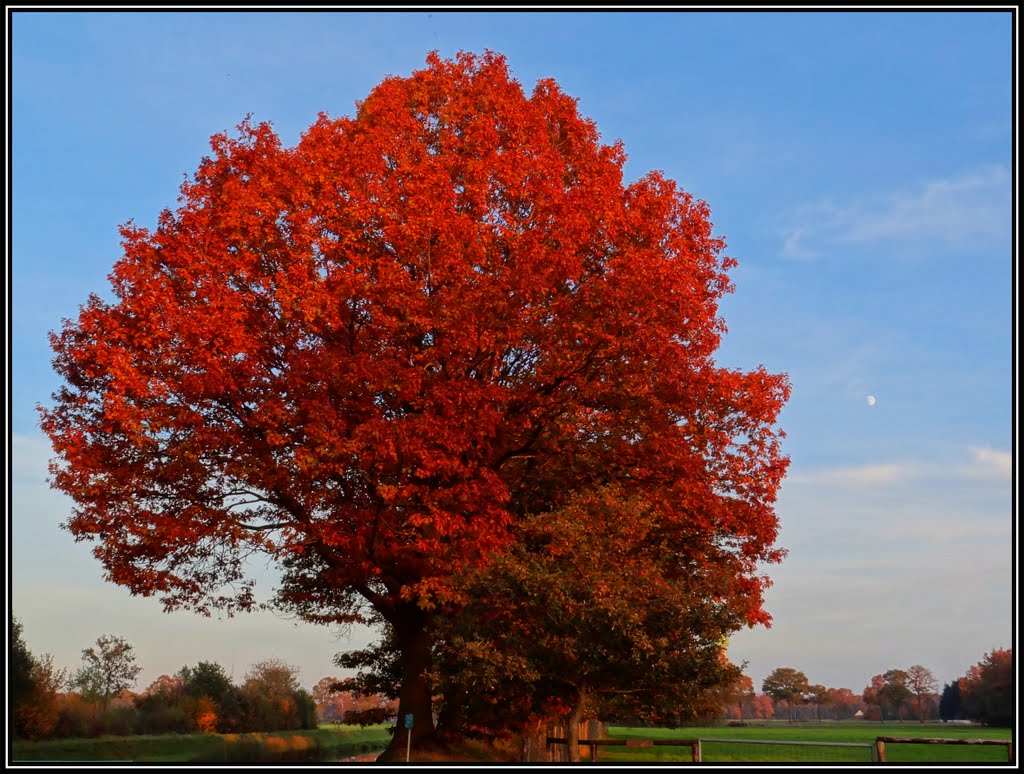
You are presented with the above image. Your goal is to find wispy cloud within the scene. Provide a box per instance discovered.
[787,445,1012,488]
[961,445,1012,480]
[787,462,918,487]
[781,166,1010,259]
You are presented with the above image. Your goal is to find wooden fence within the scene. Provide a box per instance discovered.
[542,733,1013,764]
[875,736,1013,764]
[545,735,701,763]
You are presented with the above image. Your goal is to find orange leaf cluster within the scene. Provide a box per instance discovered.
[41,52,788,646]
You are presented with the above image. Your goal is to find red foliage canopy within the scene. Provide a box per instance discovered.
[41,52,788,637]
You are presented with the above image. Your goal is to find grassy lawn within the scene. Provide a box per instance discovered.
[596,723,1013,764]
[15,721,1010,764]
[10,724,391,763]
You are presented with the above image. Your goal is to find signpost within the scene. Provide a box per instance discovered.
[404,713,414,762]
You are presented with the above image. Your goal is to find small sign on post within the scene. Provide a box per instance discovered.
[405,713,414,762]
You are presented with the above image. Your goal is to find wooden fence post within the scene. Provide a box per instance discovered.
[875,739,886,763]
[692,739,701,763]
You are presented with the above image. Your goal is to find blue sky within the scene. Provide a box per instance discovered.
[10,9,1014,696]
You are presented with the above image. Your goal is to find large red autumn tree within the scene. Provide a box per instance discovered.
[41,51,789,754]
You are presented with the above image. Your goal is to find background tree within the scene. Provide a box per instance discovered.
[311,676,348,722]
[241,659,302,731]
[176,661,239,732]
[179,661,233,703]
[726,674,756,722]
[862,674,886,721]
[938,680,962,722]
[748,694,775,720]
[11,617,36,736]
[905,665,938,722]
[312,682,396,722]
[133,674,189,735]
[23,655,70,740]
[807,684,829,722]
[960,648,1013,726]
[12,618,67,741]
[294,688,319,730]
[762,668,809,722]
[41,51,789,757]
[826,688,864,720]
[142,674,185,701]
[865,669,913,722]
[880,669,912,721]
[68,635,143,711]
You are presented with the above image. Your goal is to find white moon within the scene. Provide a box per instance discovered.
[866,395,876,406]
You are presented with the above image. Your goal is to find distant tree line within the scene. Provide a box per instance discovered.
[858,652,1012,727]
[937,648,1013,727]
[11,618,368,741]
[14,614,1011,742]
[711,651,1012,727]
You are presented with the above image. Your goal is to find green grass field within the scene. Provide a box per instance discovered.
[596,723,1013,764]
[13,721,1013,764]
[10,724,391,763]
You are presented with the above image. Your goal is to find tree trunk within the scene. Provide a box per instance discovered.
[434,684,467,740]
[377,604,435,761]
[566,687,587,763]
[520,718,545,762]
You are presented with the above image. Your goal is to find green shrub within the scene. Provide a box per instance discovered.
[101,706,141,737]
[53,694,102,739]
[136,704,190,735]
